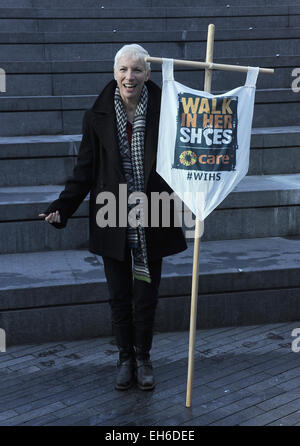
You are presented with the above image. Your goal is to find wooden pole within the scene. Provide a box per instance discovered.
[185,23,215,408]
[145,56,274,75]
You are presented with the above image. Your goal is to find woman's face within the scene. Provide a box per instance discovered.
[114,54,150,105]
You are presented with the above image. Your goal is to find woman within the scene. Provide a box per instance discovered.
[39,44,187,391]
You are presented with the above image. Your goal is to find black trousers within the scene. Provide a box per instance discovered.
[102,245,162,358]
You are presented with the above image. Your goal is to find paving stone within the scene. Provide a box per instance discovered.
[210,406,266,426]
[0,402,66,426]
[20,414,60,426]
[0,310,300,426]
[240,398,300,426]
[0,355,35,369]
[0,410,19,422]
[277,373,300,392]
[267,410,300,426]
[256,388,300,412]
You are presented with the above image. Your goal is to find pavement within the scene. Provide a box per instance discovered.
[1,321,300,426]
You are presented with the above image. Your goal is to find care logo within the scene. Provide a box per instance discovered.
[173,92,238,172]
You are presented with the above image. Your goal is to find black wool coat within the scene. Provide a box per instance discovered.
[43,79,187,261]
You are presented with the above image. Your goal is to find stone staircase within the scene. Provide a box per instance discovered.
[1,0,300,345]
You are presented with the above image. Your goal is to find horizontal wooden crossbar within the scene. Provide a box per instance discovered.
[145,56,274,74]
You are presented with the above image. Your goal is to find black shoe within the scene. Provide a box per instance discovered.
[135,359,155,391]
[115,358,135,390]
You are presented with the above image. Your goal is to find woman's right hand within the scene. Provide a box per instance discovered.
[38,211,61,224]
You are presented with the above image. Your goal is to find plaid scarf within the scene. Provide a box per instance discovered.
[114,85,151,283]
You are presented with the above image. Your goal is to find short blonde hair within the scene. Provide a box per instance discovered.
[114,44,151,71]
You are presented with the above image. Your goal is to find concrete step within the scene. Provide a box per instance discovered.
[0,127,299,186]
[1,5,298,17]
[250,126,300,176]
[0,6,299,32]
[0,28,299,61]
[3,0,300,8]
[0,173,299,253]
[1,236,300,344]
[0,134,80,186]
[0,55,296,96]
[0,89,297,136]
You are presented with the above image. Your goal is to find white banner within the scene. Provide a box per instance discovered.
[157,59,259,221]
